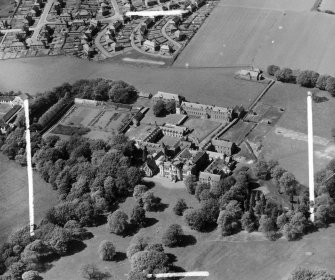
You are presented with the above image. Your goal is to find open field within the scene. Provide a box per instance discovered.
[0,154,58,242]
[41,176,335,280]
[0,103,12,115]
[0,57,267,108]
[174,5,282,68]
[254,11,335,75]
[261,83,335,139]
[220,0,315,11]
[320,0,335,12]
[0,0,16,17]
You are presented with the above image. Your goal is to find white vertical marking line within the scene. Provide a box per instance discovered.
[147,272,210,278]
[24,99,35,236]
[307,91,315,222]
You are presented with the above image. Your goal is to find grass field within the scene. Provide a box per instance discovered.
[183,118,221,142]
[174,5,282,68]
[40,176,335,280]
[0,57,267,109]
[0,154,58,242]
[0,0,16,17]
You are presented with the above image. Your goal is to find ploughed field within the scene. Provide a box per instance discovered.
[0,154,58,242]
[175,0,335,75]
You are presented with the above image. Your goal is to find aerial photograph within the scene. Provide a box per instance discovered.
[0,0,335,279]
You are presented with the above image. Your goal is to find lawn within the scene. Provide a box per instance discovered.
[40,176,335,280]
[183,118,221,142]
[0,103,12,115]
[0,0,16,17]
[0,154,58,242]
[219,120,256,145]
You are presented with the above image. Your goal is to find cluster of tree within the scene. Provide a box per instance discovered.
[133,185,162,211]
[126,234,174,279]
[0,133,145,278]
[267,65,335,96]
[37,94,73,129]
[0,220,90,280]
[153,100,176,117]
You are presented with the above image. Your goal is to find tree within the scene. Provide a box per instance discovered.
[279,172,297,197]
[153,100,166,117]
[80,264,105,280]
[127,271,148,280]
[142,191,161,211]
[316,75,331,90]
[130,205,146,228]
[271,165,286,181]
[162,224,184,247]
[130,250,170,274]
[254,160,269,180]
[184,174,197,195]
[21,240,54,263]
[173,199,188,216]
[165,101,176,114]
[217,210,241,236]
[184,209,206,231]
[258,214,276,240]
[267,65,280,76]
[276,213,289,230]
[241,209,258,232]
[201,198,220,224]
[133,185,148,204]
[274,68,294,83]
[325,76,335,95]
[107,210,128,235]
[21,270,41,280]
[98,241,116,261]
[195,182,210,201]
[296,70,319,88]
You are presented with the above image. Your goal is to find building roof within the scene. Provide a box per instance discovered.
[205,158,228,173]
[211,139,233,148]
[192,150,205,163]
[181,101,230,113]
[153,91,180,102]
[3,105,21,122]
[161,124,187,134]
[0,96,14,102]
[199,172,221,182]
[144,40,156,48]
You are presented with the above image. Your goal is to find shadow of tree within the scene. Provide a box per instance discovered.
[113,252,127,262]
[144,217,159,228]
[66,240,87,256]
[154,202,169,212]
[179,234,197,247]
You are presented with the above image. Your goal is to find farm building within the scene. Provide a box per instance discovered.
[235,69,264,81]
[152,91,181,105]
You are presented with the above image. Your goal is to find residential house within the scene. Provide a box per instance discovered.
[171,16,181,27]
[110,42,123,52]
[10,41,27,52]
[174,30,185,41]
[143,40,156,52]
[160,44,170,54]
[211,139,236,156]
[143,17,153,28]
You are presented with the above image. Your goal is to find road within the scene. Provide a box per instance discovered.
[94,0,122,58]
